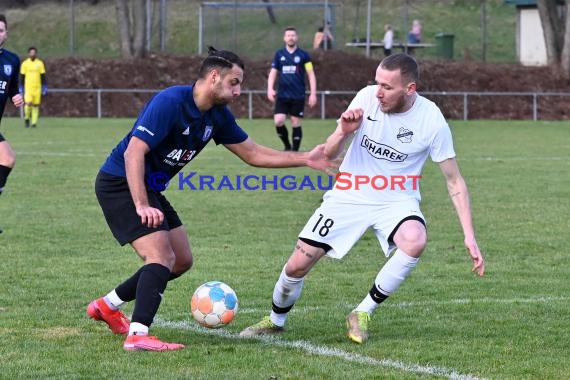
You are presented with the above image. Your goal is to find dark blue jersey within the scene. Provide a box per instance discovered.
[0,48,21,122]
[101,85,248,180]
[271,47,312,100]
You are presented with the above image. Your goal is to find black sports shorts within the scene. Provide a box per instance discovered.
[95,170,183,246]
[274,98,305,118]
[0,132,5,142]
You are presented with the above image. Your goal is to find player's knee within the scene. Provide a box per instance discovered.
[284,259,313,278]
[147,249,176,271]
[274,115,286,125]
[174,253,193,274]
[394,223,427,256]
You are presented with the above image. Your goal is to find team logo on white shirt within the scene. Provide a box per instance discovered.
[361,135,408,162]
[396,127,413,143]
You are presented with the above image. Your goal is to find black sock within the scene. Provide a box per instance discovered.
[292,126,303,151]
[276,125,291,150]
[0,165,13,195]
[369,284,389,304]
[131,263,171,327]
[115,268,180,303]
[115,267,145,302]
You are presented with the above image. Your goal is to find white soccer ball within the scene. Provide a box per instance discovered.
[190,281,239,328]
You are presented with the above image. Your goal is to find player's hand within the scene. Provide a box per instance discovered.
[136,205,164,228]
[42,85,48,96]
[339,108,364,135]
[465,236,485,276]
[11,93,24,108]
[267,90,276,103]
[308,93,317,108]
[306,143,342,175]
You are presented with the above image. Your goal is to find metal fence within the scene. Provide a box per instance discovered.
[26,88,570,121]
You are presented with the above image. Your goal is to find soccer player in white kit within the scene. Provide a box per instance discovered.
[240,53,485,343]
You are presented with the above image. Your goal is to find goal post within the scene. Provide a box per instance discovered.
[198,2,336,57]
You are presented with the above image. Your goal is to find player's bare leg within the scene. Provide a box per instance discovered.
[240,240,326,337]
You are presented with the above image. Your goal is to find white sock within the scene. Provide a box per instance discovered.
[354,249,419,314]
[104,289,125,310]
[128,322,148,336]
[270,266,305,327]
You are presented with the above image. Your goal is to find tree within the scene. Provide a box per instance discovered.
[536,0,570,75]
[116,0,149,59]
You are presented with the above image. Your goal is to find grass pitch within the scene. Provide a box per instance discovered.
[0,117,568,379]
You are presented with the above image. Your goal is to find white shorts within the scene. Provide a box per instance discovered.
[298,198,426,259]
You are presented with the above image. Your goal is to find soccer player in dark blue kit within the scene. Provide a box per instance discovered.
[0,14,24,234]
[268,27,317,151]
[87,48,337,351]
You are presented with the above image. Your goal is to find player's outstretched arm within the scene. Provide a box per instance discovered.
[438,158,485,276]
[224,137,339,174]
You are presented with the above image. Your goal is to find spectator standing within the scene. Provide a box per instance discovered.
[313,23,334,50]
[383,24,394,57]
[408,19,422,43]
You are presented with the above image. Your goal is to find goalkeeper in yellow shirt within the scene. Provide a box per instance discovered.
[19,46,47,128]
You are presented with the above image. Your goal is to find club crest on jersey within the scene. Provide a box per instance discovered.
[361,135,408,162]
[396,127,413,143]
[294,56,301,63]
[3,65,12,76]
[202,125,213,141]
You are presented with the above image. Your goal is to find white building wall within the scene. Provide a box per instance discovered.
[519,8,547,66]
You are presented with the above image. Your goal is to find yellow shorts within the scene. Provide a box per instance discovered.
[24,90,42,105]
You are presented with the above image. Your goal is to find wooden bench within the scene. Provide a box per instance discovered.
[345,41,435,55]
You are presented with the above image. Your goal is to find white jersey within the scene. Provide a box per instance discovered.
[326,85,455,205]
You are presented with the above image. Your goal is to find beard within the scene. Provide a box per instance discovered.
[212,82,233,106]
[213,94,231,106]
[380,93,409,114]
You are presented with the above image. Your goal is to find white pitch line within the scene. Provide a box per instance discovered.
[238,295,568,314]
[16,151,228,160]
[155,317,487,380]
[16,151,101,157]
[463,156,567,162]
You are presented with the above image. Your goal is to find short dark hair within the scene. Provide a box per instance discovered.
[380,53,419,84]
[284,26,297,33]
[0,14,7,28]
[199,46,245,78]
[28,46,37,52]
